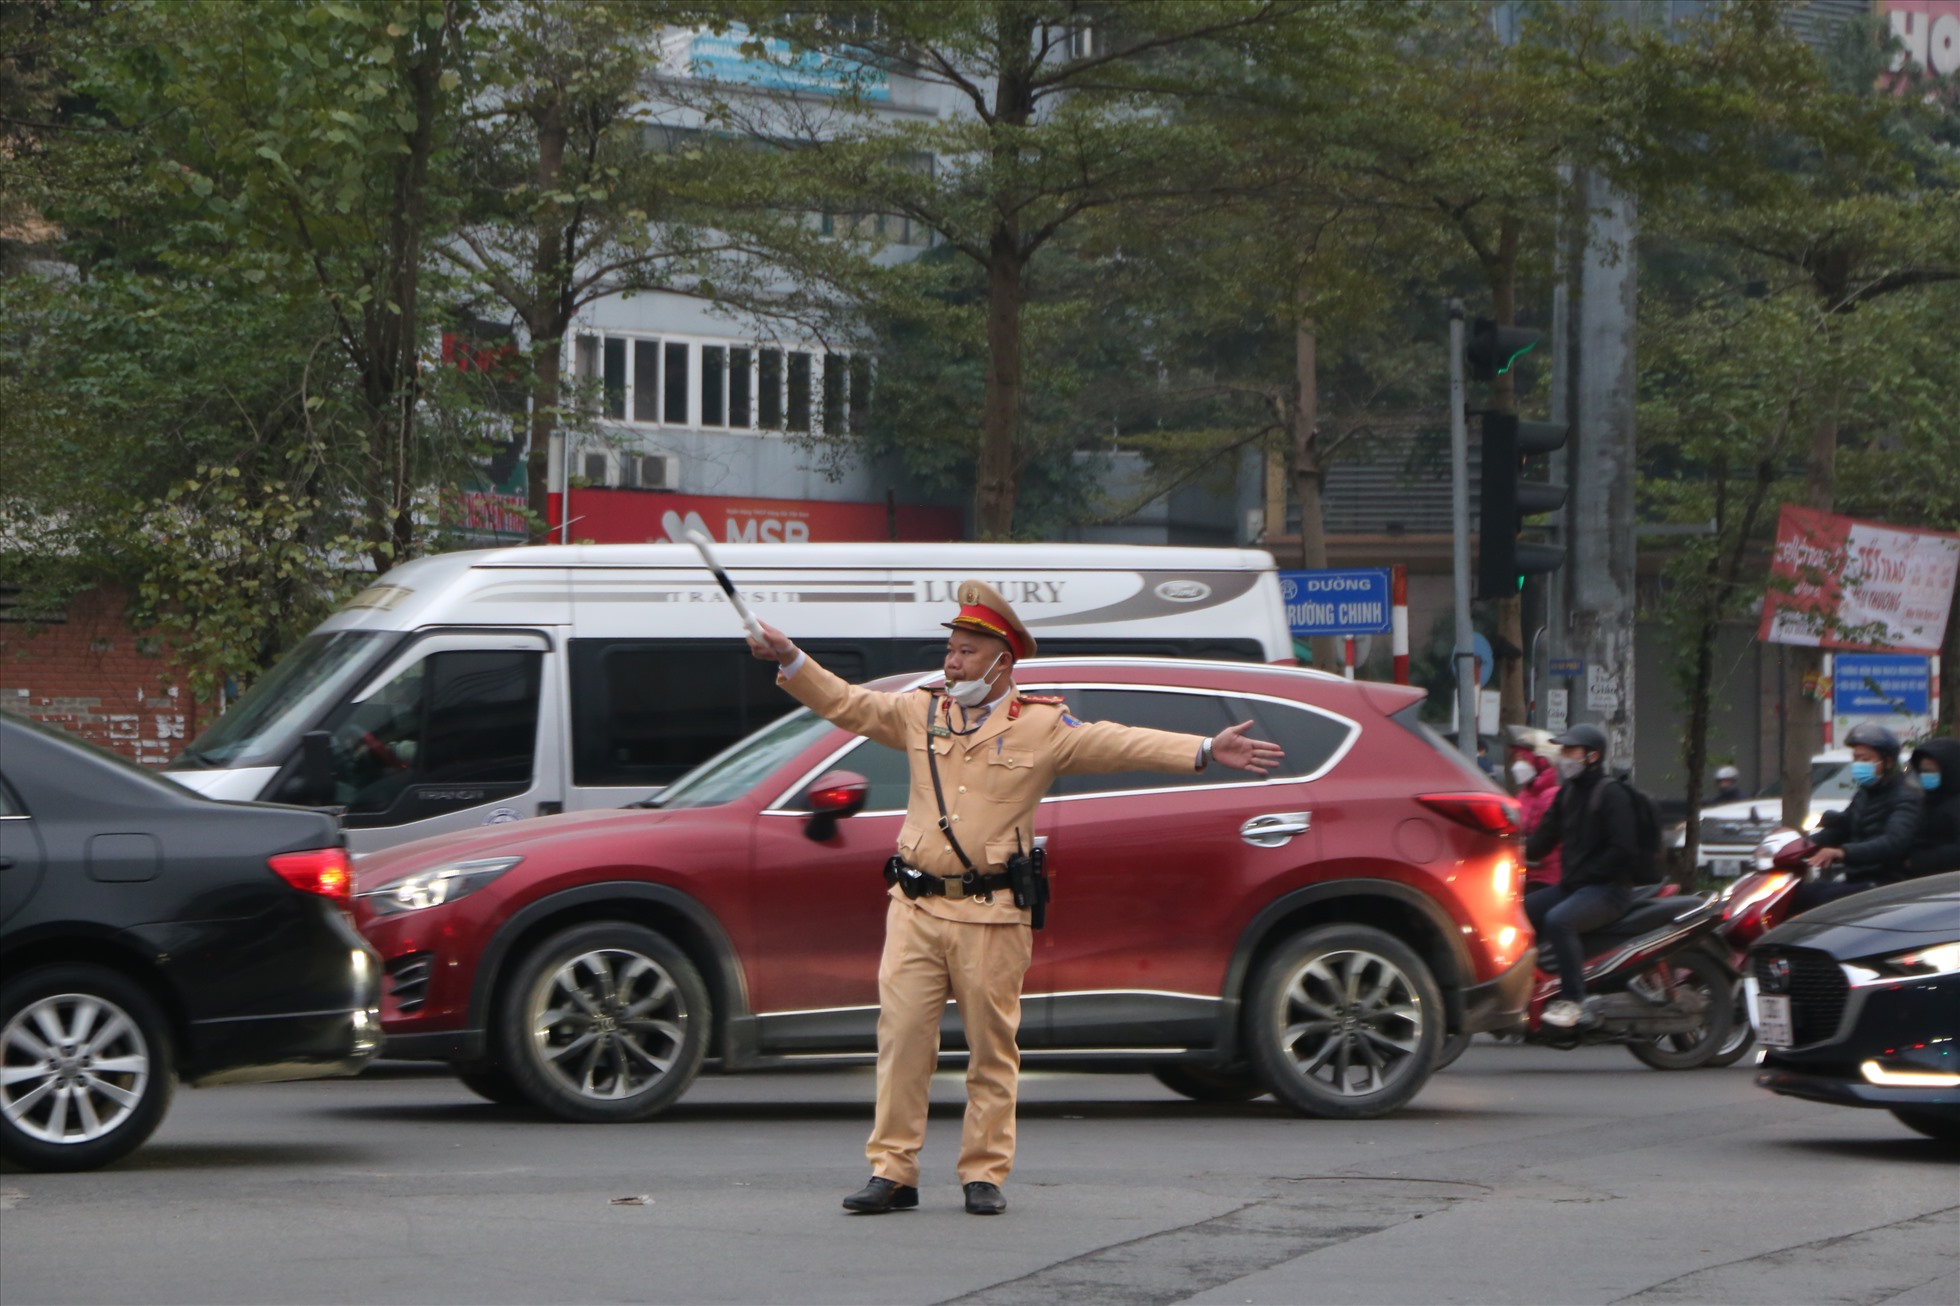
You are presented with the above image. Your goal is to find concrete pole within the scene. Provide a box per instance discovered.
[1449,302,1478,762]
[1567,171,1640,773]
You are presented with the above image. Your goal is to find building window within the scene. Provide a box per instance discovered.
[701,346,727,427]
[849,356,873,433]
[632,340,660,422]
[663,341,690,424]
[730,346,753,427]
[602,337,627,419]
[759,349,784,429]
[787,351,812,432]
[822,355,847,435]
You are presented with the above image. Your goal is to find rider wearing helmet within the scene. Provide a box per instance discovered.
[1711,765,1744,805]
[1902,737,1960,878]
[1524,723,1637,1029]
[1793,723,1924,913]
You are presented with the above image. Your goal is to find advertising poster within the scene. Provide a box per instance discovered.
[1758,506,1960,654]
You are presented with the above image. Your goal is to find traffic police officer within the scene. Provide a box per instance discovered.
[748,580,1283,1216]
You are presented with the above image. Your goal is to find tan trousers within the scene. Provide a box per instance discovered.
[867,897,1033,1187]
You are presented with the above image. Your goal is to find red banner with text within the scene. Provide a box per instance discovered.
[546,488,964,546]
[1758,506,1960,653]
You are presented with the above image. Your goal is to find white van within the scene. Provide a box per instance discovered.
[164,543,1291,852]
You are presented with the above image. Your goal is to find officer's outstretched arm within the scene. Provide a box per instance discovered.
[775,652,913,750]
[1050,714,1208,776]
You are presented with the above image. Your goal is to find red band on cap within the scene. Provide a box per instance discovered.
[950,604,1024,660]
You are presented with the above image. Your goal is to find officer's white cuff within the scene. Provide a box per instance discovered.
[780,649,807,679]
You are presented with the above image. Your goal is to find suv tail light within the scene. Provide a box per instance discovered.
[269,847,354,911]
[1417,793,1521,837]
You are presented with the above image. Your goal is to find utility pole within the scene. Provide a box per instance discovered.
[1565,170,1640,770]
[1449,301,1478,763]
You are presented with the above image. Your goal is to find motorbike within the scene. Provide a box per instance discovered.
[1497,886,1736,1069]
[1702,833,1812,1067]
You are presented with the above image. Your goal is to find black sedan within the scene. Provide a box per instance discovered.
[0,715,380,1171]
[1748,871,1960,1142]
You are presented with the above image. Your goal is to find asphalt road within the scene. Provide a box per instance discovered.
[2,1043,1955,1306]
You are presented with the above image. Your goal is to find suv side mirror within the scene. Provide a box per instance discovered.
[804,770,868,842]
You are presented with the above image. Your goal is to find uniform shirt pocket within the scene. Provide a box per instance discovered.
[982,748,1043,803]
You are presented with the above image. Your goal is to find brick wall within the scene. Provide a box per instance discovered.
[0,586,204,765]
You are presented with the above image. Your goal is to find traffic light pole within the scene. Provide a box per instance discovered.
[1448,301,1477,763]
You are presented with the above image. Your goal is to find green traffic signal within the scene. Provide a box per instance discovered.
[1466,318,1543,383]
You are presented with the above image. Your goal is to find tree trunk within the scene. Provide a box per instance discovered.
[1289,315,1338,669]
[527,343,561,542]
[975,241,1024,538]
[525,98,570,544]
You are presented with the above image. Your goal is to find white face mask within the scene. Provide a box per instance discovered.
[1510,760,1536,786]
[946,653,1005,708]
[1555,756,1585,782]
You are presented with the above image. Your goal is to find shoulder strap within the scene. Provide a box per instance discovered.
[925,693,979,875]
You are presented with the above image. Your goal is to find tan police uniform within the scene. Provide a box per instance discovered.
[777,580,1209,1189]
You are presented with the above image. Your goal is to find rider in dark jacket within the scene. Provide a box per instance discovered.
[1903,736,1960,879]
[1524,724,1637,1029]
[1795,723,1923,912]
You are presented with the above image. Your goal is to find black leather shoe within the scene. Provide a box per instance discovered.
[963,1181,1007,1215]
[842,1177,918,1214]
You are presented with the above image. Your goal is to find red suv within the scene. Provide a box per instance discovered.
[355,659,1533,1121]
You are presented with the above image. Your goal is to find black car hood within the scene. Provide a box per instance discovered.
[1756,871,1960,957]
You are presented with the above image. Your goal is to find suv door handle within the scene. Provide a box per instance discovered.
[1240,812,1311,847]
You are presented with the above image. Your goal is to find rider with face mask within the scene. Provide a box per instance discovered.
[1793,723,1924,913]
[1902,736,1960,879]
[1522,724,1637,1029]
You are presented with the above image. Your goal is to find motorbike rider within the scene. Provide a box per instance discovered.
[1901,737,1960,879]
[1509,746,1563,891]
[1711,765,1745,805]
[1524,723,1637,1029]
[1794,722,1923,912]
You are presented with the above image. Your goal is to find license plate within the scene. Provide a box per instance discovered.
[1712,858,1744,878]
[1757,993,1794,1048]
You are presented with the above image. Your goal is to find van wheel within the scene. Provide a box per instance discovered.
[1625,950,1733,1071]
[454,1060,524,1107]
[0,965,175,1172]
[497,922,708,1123]
[1151,1063,1269,1102]
[1247,925,1442,1119]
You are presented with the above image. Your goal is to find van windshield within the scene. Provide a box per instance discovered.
[169,631,397,771]
[651,708,837,810]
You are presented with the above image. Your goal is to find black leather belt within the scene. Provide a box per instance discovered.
[885,861,1013,901]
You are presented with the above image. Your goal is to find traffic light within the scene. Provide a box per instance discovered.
[1478,411,1568,597]
[1465,318,1541,383]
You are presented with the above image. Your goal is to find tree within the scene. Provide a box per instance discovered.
[733,0,1297,537]
[441,0,796,540]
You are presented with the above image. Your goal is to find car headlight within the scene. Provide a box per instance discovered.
[360,857,521,916]
[1841,941,1960,987]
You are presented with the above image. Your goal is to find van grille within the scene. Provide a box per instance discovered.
[386,952,434,1014]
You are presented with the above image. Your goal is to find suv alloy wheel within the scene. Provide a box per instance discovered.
[497,922,710,1122]
[1247,924,1443,1119]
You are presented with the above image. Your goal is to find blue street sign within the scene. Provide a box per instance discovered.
[1833,654,1931,716]
[1548,657,1584,678]
[1279,568,1393,637]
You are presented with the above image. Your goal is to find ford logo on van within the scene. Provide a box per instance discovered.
[1155,580,1211,603]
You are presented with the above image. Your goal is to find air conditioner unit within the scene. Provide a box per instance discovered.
[638,454,680,491]
[581,452,609,484]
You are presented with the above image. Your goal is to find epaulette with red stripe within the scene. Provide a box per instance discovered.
[1016,694,1067,705]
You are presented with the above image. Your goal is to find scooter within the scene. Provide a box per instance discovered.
[1703,835,1811,1067]
[1498,887,1736,1069]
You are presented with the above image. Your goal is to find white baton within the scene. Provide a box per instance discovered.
[684,529,767,641]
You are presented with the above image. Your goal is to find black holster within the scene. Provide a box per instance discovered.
[1006,846,1050,930]
[884,855,929,900]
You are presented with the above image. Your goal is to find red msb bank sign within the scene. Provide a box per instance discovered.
[547,488,964,545]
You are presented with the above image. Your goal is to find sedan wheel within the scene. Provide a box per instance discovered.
[0,965,174,1172]
[498,923,709,1123]
[1248,924,1442,1119]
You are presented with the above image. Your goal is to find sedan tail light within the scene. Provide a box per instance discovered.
[269,847,354,910]
[1417,793,1521,837]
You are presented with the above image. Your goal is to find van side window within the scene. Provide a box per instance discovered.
[1050,689,1241,797]
[330,650,542,816]
[572,640,867,788]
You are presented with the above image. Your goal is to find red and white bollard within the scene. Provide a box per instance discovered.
[1822,651,1834,747]
[1391,565,1409,686]
[1343,636,1356,681]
